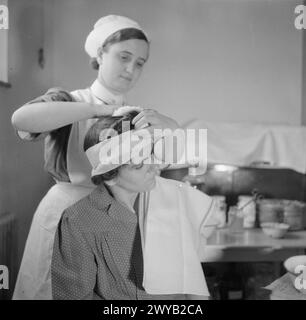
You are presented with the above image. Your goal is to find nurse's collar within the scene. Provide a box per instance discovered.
[90,79,125,105]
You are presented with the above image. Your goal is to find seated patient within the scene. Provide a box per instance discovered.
[51,110,190,300]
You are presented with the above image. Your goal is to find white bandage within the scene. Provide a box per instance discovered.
[85,129,153,176]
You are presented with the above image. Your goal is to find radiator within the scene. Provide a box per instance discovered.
[0,212,16,300]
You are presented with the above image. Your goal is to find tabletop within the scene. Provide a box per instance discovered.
[200,228,306,263]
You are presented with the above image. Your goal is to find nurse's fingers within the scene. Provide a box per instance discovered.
[95,104,119,117]
[132,109,156,125]
[133,117,151,130]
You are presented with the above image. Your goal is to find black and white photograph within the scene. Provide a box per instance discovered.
[0,0,306,309]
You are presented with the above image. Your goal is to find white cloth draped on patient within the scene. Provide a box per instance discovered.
[139,176,216,296]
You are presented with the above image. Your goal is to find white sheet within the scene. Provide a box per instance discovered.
[181,120,306,174]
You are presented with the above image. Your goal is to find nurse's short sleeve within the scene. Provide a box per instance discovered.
[16,87,75,141]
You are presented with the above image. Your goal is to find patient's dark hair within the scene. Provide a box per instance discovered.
[84,111,139,185]
[90,28,149,70]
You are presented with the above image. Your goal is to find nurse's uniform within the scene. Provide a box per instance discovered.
[13,80,125,299]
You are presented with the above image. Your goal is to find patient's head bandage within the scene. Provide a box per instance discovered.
[86,128,154,176]
[85,15,149,58]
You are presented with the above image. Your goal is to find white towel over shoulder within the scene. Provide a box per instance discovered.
[141,176,216,296]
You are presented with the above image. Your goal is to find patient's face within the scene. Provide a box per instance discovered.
[116,162,158,192]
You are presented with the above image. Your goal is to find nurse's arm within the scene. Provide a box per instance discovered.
[11,87,117,133]
[11,100,116,133]
[51,213,100,300]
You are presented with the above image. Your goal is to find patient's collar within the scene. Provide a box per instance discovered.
[108,184,138,214]
[90,79,125,105]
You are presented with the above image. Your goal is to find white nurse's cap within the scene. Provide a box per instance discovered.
[84,15,148,58]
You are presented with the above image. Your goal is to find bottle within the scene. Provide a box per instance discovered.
[182,164,206,189]
[237,195,256,229]
[212,195,227,228]
[228,206,244,233]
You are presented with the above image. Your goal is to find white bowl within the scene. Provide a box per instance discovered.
[284,255,306,295]
[261,222,289,239]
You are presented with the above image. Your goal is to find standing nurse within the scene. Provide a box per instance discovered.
[11,15,178,299]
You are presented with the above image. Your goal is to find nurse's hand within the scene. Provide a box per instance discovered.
[93,104,119,117]
[132,109,179,132]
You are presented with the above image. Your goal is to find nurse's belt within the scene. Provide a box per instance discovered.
[140,176,216,296]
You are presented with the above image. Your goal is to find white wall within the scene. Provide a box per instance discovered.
[302,4,306,126]
[0,0,54,282]
[46,0,303,125]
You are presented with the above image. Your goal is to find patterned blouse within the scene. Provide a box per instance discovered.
[51,183,187,300]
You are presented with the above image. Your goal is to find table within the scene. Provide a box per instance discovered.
[199,228,306,299]
[200,228,306,263]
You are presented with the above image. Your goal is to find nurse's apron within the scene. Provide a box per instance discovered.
[13,120,98,299]
[13,183,94,299]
